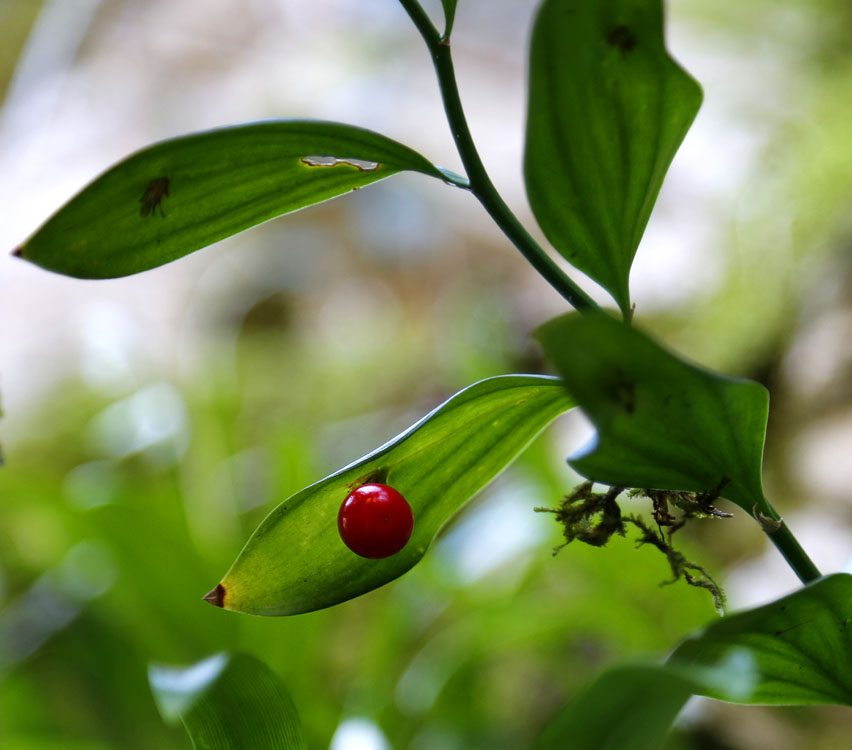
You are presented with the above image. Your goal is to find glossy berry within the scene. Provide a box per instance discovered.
[338,483,414,559]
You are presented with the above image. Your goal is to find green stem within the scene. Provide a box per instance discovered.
[399,0,823,589]
[753,500,821,584]
[397,0,598,313]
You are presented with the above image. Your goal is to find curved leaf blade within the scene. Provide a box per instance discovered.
[149,652,307,749]
[536,578,852,747]
[536,313,768,511]
[208,375,574,616]
[524,0,702,314]
[535,665,695,750]
[16,120,446,279]
[535,651,754,750]
[669,574,852,705]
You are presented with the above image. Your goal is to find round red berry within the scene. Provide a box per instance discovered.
[338,483,414,559]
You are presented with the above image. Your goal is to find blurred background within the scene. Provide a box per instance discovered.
[1,0,852,747]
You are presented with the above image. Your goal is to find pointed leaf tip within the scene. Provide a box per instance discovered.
[536,313,768,511]
[215,375,575,616]
[19,120,447,279]
[524,0,702,315]
[12,247,22,258]
[203,583,225,608]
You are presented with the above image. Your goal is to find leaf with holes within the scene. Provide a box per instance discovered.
[15,120,449,279]
[536,313,768,511]
[669,574,852,705]
[524,0,702,315]
[205,375,574,616]
[149,652,307,749]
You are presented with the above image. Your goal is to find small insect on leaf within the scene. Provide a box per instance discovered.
[139,177,170,217]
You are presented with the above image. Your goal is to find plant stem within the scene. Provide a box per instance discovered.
[400,0,824,590]
[397,0,598,313]
[771,523,821,584]
[753,500,821,584]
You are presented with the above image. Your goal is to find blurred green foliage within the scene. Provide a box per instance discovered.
[3,0,852,747]
[150,652,308,749]
[0,301,718,748]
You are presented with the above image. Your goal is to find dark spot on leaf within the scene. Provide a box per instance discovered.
[139,177,170,217]
[607,25,637,53]
[202,583,225,608]
[612,380,636,413]
[12,246,22,258]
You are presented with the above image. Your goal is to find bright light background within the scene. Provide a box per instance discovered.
[1,0,852,747]
[3,0,850,578]
[0,0,773,413]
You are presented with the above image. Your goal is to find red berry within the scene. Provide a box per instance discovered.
[338,483,414,559]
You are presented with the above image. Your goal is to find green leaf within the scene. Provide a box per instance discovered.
[537,577,852,748]
[149,652,307,749]
[535,665,693,750]
[207,375,575,616]
[536,313,768,511]
[669,574,852,705]
[524,0,702,315]
[440,0,458,38]
[16,120,446,279]
[0,740,111,750]
[535,653,755,750]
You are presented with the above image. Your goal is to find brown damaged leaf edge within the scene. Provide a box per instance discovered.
[203,583,226,608]
[12,247,22,258]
